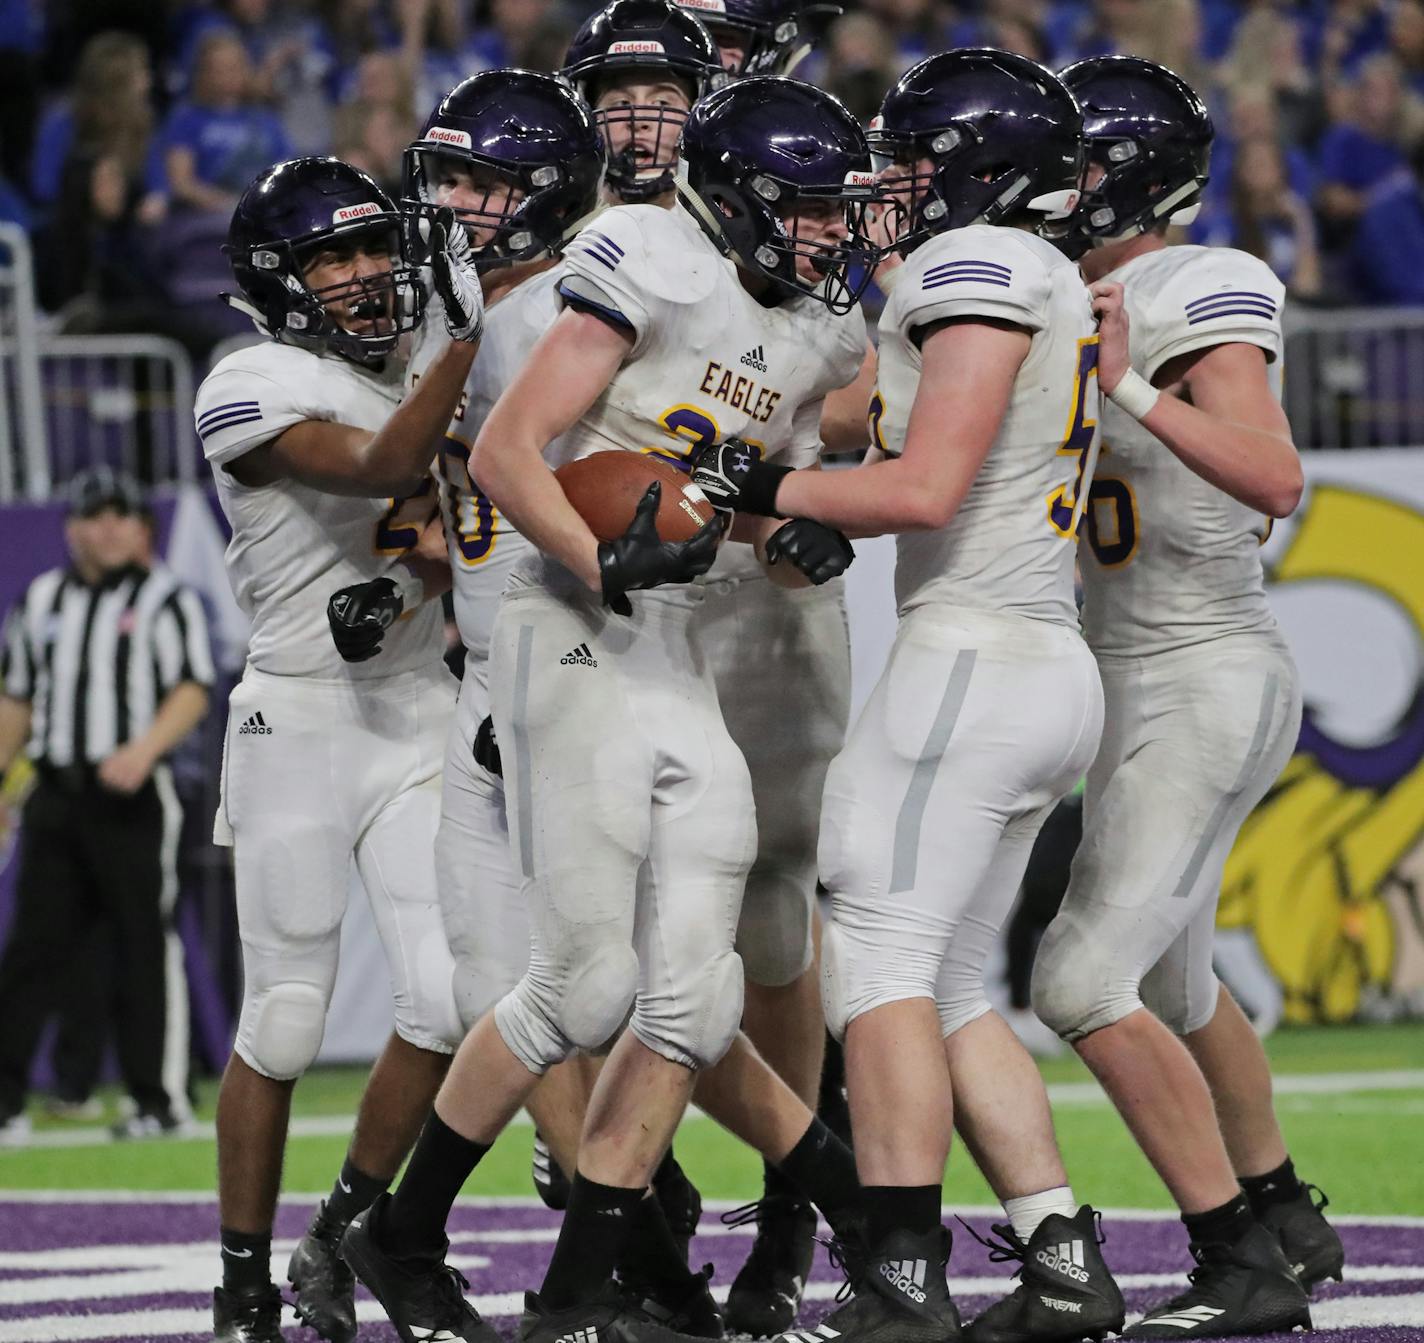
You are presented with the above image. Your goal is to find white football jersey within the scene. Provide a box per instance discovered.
[195,341,444,680]
[1079,245,1285,657]
[873,224,1100,625]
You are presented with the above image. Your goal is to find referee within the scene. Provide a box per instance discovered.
[0,467,214,1140]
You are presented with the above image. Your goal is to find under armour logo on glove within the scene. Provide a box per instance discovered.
[689,437,791,518]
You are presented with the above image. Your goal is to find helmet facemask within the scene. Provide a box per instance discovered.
[1075,137,1207,245]
[586,69,702,202]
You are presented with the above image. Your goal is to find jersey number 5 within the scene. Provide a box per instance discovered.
[1046,337,1100,538]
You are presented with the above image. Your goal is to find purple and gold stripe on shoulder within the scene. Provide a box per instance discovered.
[922,258,1012,290]
[197,400,262,440]
[1184,290,1277,325]
[573,230,625,272]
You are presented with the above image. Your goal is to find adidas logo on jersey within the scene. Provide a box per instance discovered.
[878,1258,927,1304]
[552,1329,601,1343]
[560,643,597,667]
[1040,1295,1083,1314]
[1036,1241,1090,1283]
[238,712,271,736]
[740,344,768,372]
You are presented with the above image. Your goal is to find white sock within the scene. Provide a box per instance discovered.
[1003,1186,1077,1243]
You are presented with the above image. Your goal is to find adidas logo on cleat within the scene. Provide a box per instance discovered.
[560,643,597,667]
[1036,1240,1090,1283]
[1040,1295,1082,1314]
[1140,1304,1226,1331]
[878,1258,927,1304]
[553,1330,600,1343]
[740,344,768,372]
[238,712,271,735]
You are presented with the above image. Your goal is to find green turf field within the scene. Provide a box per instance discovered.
[3,1022,1420,1215]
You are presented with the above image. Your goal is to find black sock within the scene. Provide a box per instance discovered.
[862,1185,941,1246]
[541,1174,646,1309]
[380,1113,491,1257]
[777,1117,861,1228]
[617,1191,698,1293]
[1240,1157,1304,1216]
[1183,1193,1256,1249]
[220,1227,272,1292]
[325,1156,389,1227]
[764,1157,799,1203]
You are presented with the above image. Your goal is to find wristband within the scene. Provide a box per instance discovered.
[739,462,793,518]
[390,564,425,609]
[1107,368,1160,421]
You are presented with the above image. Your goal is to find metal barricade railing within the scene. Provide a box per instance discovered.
[39,335,198,490]
[1284,306,1424,449]
[0,222,51,499]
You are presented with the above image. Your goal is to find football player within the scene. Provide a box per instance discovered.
[675,0,843,77]
[1029,56,1334,1338]
[194,157,485,1343]
[569,4,876,1327]
[692,51,1127,1343]
[339,78,875,1343]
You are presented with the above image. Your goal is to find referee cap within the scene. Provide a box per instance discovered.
[66,466,149,519]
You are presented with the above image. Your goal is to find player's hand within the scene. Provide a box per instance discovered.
[765,518,855,585]
[428,207,485,345]
[690,437,790,518]
[1089,280,1130,396]
[98,740,156,794]
[328,577,404,662]
[473,714,502,777]
[598,481,724,615]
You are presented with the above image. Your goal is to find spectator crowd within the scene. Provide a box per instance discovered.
[6,0,1424,354]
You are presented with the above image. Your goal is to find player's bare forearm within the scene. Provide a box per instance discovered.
[472,309,632,592]
[260,340,477,497]
[130,681,209,765]
[1140,346,1302,518]
[819,342,877,455]
[0,696,32,775]
[777,322,1022,536]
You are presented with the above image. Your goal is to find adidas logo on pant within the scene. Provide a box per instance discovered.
[560,643,597,667]
[1036,1240,1090,1283]
[878,1258,927,1304]
[238,712,271,735]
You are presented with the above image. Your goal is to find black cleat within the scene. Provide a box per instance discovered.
[778,1226,962,1343]
[962,1206,1125,1342]
[289,1199,357,1342]
[723,1197,819,1336]
[213,1284,284,1342]
[520,1282,715,1343]
[654,1153,703,1263]
[1256,1183,1345,1292]
[341,1193,501,1343]
[1124,1222,1311,1338]
[626,1264,724,1339]
[533,1131,572,1211]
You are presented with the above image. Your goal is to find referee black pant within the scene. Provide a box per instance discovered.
[0,765,189,1119]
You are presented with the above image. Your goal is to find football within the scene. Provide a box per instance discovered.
[554,450,718,543]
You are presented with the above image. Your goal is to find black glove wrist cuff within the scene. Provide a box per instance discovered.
[735,462,791,517]
[597,542,627,610]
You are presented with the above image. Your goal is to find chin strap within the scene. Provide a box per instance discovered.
[219,292,272,336]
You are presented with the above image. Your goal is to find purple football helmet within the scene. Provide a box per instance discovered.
[674,0,842,76]
[405,69,606,270]
[677,76,877,312]
[1060,55,1213,248]
[871,49,1084,257]
[224,156,422,366]
[562,0,726,203]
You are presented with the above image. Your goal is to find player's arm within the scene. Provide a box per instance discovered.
[699,319,1028,537]
[818,341,877,456]
[225,339,477,497]
[471,307,632,592]
[1091,280,1302,518]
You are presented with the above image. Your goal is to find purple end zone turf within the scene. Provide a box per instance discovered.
[0,1200,1419,1342]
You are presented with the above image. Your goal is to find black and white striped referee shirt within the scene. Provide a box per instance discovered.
[0,565,215,768]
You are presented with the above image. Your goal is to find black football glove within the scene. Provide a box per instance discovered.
[765,518,856,585]
[327,577,404,662]
[598,481,723,616]
[473,714,502,777]
[690,437,791,517]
